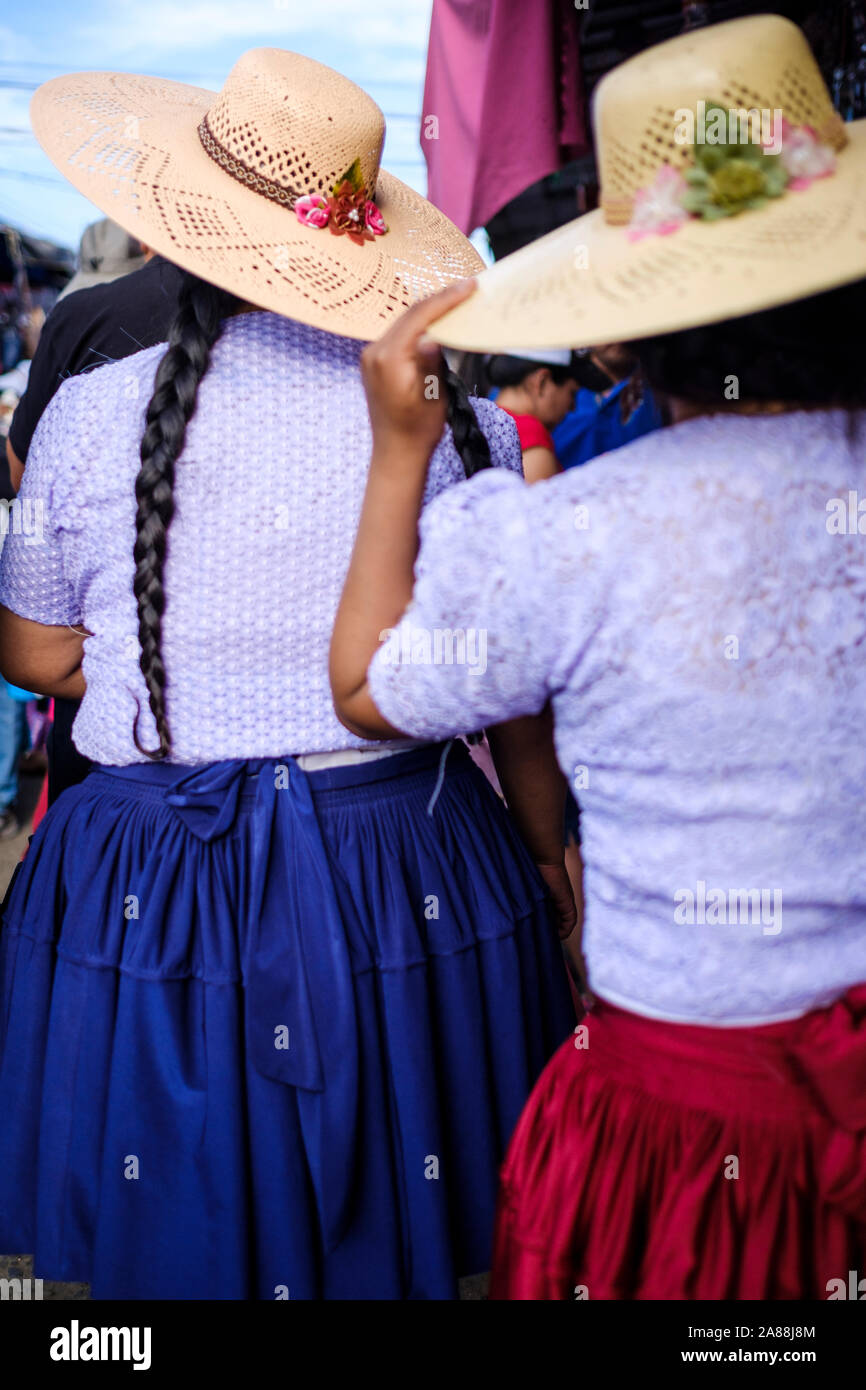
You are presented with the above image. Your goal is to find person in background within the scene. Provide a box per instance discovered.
[487,350,580,482]
[5,217,170,492]
[55,218,147,304]
[553,342,664,469]
[5,221,184,805]
[0,681,26,838]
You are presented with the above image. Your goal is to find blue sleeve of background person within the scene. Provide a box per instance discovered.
[553,379,664,469]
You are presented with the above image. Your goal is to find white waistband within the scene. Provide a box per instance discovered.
[294,744,426,772]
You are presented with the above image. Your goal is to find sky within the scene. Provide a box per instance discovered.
[0,0,435,252]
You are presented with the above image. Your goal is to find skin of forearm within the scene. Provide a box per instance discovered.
[25,668,87,700]
[0,608,87,700]
[487,707,567,865]
[6,436,24,493]
[330,441,431,738]
[0,658,86,701]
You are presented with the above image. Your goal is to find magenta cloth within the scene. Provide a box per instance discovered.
[421,0,586,233]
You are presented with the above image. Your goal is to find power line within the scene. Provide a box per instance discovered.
[0,65,423,98]
[0,167,80,188]
[0,86,419,122]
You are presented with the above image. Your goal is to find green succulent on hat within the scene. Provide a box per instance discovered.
[680,101,789,220]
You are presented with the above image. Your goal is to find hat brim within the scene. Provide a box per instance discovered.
[31,70,483,341]
[429,118,866,351]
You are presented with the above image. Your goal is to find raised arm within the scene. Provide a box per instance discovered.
[330,280,476,737]
[330,283,576,937]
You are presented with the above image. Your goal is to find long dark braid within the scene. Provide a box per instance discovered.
[444,365,493,748]
[445,369,492,478]
[133,271,238,758]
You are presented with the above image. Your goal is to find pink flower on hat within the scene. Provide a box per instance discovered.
[295,193,330,228]
[778,120,836,190]
[364,200,387,236]
[294,160,389,245]
[627,165,689,241]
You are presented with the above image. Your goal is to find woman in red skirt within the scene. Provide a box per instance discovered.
[330,15,866,1299]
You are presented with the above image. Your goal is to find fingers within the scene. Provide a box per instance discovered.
[559,918,577,941]
[371,279,477,357]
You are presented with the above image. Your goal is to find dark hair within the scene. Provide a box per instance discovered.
[445,369,493,478]
[132,272,492,757]
[133,271,238,758]
[486,353,577,389]
[632,277,866,411]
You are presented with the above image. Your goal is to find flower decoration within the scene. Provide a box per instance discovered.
[679,104,788,220]
[628,101,837,239]
[777,119,836,189]
[364,200,387,236]
[295,157,388,244]
[627,165,690,241]
[295,193,329,228]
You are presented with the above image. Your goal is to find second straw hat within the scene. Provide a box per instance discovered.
[430,15,866,352]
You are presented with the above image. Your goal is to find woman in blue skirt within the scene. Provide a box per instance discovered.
[0,51,575,1300]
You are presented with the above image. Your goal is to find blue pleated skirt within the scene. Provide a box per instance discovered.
[0,742,574,1299]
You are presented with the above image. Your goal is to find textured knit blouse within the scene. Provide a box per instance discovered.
[0,312,521,764]
[368,410,866,1025]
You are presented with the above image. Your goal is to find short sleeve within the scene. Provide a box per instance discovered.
[368,468,562,738]
[512,414,555,453]
[0,381,81,626]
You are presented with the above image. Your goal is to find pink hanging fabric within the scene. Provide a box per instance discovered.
[421,0,587,233]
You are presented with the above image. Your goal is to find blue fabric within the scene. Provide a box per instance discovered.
[0,742,574,1299]
[0,682,25,809]
[4,682,37,702]
[553,378,664,469]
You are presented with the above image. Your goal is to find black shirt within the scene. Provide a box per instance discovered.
[8,254,184,803]
[10,254,184,462]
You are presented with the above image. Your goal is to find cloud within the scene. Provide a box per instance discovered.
[0,24,39,63]
[76,0,432,62]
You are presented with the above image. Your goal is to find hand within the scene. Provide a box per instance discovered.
[536,860,578,940]
[360,279,477,459]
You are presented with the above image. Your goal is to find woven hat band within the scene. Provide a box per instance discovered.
[197,114,303,211]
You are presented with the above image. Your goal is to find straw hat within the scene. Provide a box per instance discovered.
[30,49,483,341]
[430,15,866,351]
[57,218,146,300]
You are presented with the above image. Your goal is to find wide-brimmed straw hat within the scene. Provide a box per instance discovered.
[30,49,482,341]
[430,14,866,351]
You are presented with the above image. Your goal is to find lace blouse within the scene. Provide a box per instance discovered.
[0,311,521,763]
[368,410,866,1024]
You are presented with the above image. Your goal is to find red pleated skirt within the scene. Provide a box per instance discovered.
[491,986,866,1300]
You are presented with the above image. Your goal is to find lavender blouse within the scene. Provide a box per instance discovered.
[0,311,521,763]
[368,410,866,1024]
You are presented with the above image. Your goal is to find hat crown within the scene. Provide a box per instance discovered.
[204,48,385,204]
[594,15,846,224]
